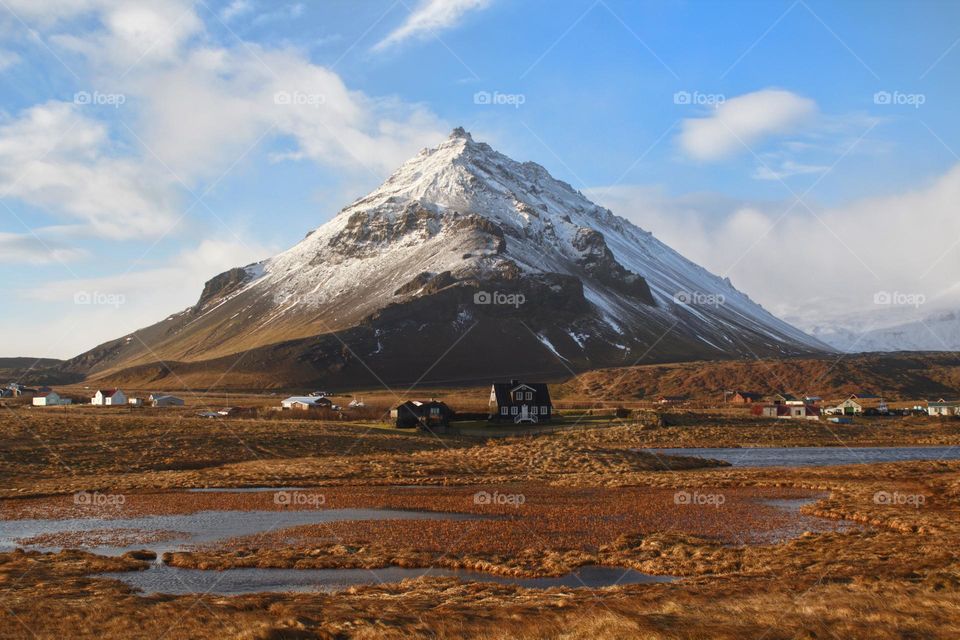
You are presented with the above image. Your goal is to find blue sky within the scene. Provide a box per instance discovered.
[1,0,959,357]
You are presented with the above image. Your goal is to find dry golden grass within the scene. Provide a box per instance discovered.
[2,409,960,638]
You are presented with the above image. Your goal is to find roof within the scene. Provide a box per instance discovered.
[734,391,763,399]
[490,382,552,406]
[35,391,56,398]
[768,393,798,401]
[96,389,120,397]
[282,396,331,406]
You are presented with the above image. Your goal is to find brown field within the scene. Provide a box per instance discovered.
[2,407,960,638]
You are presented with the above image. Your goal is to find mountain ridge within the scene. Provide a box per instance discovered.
[64,128,829,388]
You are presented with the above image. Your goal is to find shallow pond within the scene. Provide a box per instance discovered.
[0,508,480,555]
[98,564,673,595]
[645,446,960,468]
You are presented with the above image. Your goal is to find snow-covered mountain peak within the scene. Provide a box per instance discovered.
[72,129,828,385]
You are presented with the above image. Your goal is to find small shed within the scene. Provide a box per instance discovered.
[150,395,184,407]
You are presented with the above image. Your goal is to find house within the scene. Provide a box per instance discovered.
[33,391,70,406]
[489,380,553,423]
[280,396,332,410]
[927,399,960,416]
[7,383,38,398]
[92,389,127,406]
[766,393,798,405]
[825,397,863,416]
[730,391,763,404]
[150,394,184,407]
[391,400,453,430]
[657,395,686,405]
[759,404,821,420]
[128,398,143,407]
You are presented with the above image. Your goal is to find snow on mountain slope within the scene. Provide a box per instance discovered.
[804,308,960,353]
[67,128,829,386]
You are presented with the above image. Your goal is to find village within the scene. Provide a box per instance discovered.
[5,378,959,435]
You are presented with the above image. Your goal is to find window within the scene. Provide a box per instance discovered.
[500,406,508,416]
[511,406,518,415]
[514,392,523,401]
[526,391,533,400]
[541,406,549,414]
[531,406,538,415]
[430,407,440,416]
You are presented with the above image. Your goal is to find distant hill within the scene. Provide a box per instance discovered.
[0,357,82,386]
[561,352,960,402]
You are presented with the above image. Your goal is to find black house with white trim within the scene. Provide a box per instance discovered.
[489,380,553,424]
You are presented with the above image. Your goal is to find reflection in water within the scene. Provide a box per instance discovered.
[0,508,481,555]
[644,446,960,468]
[99,564,673,595]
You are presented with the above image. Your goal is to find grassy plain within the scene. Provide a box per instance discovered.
[1,406,959,638]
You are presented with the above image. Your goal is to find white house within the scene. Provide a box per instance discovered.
[32,391,70,406]
[92,389,126,406]
[128,397,143,407]
[150,395,184,407]
[928,399,960,416]
[281,396,333,410]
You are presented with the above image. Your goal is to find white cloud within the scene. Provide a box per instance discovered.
[16,237,273,356]
[221,0,254,22]
[752,159,829,181]
[588,163,960,328]
[0,101,181,239]
[0,231,87,265]
[0,50,20,71]
[373,0,492,51]
[128,44,448,180]
[678,89,817,162]
[0,1,449,233]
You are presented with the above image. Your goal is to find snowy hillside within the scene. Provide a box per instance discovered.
[67,128,828,386]
[804,308,960,353]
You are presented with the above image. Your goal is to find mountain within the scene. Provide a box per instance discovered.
[802,308,960,353]
[0,357,81,386]
[562,352,960,402]
[65,128,829,389]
